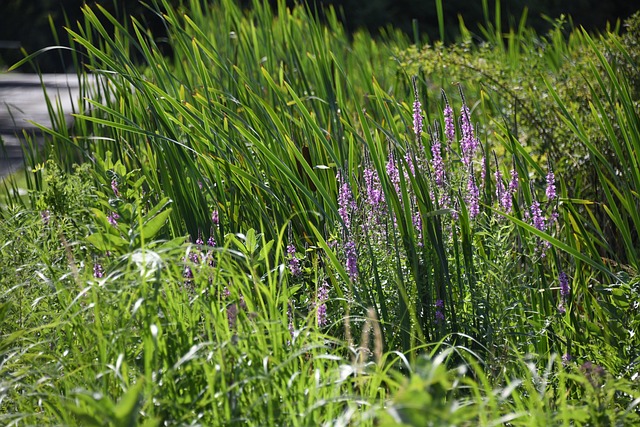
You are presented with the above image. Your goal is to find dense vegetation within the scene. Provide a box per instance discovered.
[1,0,639,424]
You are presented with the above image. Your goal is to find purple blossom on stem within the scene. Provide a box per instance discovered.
[546,169,557,200]
[41,210,50,225]
[444,101,455,145]
[287,244,302,276]
[413,208,423,242]
[344,240,358,282]
[211,209,219,225]
[559,271,570,297]
[530,200,546,232]
[413,100,423,140]
[207,235,216,247]
[337,172,357,231]
[111,179,120,197]
[195,232,204,246]
[430,132,446,187]
[412,77,424,140]
[562,353,572,366]
[183,265,193,279]
[466,170,480,219]
[316,281,330,327]
[93,263,104,278]
[107,212,120,227]
[363,166,385,213]
[386,153,401,195]
[459,102,478,166]
[189,251,201,264]
[508,168,519,194]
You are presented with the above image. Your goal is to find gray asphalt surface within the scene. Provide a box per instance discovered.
[0,73,86,179]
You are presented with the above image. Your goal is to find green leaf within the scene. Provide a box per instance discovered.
[141,208,172,241]
[114,379,145,426]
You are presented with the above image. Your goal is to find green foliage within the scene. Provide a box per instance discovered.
[1,0,639,425]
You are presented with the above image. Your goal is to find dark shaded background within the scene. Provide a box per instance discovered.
[1,0,638,72]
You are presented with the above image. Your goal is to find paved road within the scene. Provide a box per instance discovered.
[0,73,87,179]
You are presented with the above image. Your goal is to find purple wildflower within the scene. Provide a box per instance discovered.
[211,209,219,225]
[459,102,478,166]
[344,240,358,281]
[508,168,519,194]
[546,169,557,200]
[111,179,120,197]
[316,281,330,327]
[195,232,204,246]
[562,353,572,366]
[93,263,104,278]
[559,271,570,297]
[41,210,50,225]
[183,265,193,279]
[207,235,216,247]
[107,212,120,227]
[466,171,480,219]
[412,77,424,139]
[431,132,446,187]
[189,251,201,264]
[444,101,455,145]
[386,153,401,195]
[557,302,566,314]
[413,100,423,140]
[530,200,546,232]
[337,172,356,231]
[363,166,384,213]
[287,244,302,276]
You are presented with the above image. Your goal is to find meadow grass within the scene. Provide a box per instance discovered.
[1,0,639,424]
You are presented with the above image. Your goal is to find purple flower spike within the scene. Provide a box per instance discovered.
[337,172,357,231]
[363,167,385,214]
[211,209,219,225]
[316,281,330,327]
[530,200,546,232]
[344,240,358,282]
[207,235,216,247]
[107,212,120,227]
[431,132,445,187]
[93,263,104,278]
[111,179,120,197]
[287,244,302,277]
[459,102,478,166]
[386,152,401,195]
[466,171,480,219]
[413,100,423,140]
[509,168,519,194]
[559,271,570,297]
[412,76,423,140]
[546,169,557,200]
[444,102,455,145]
